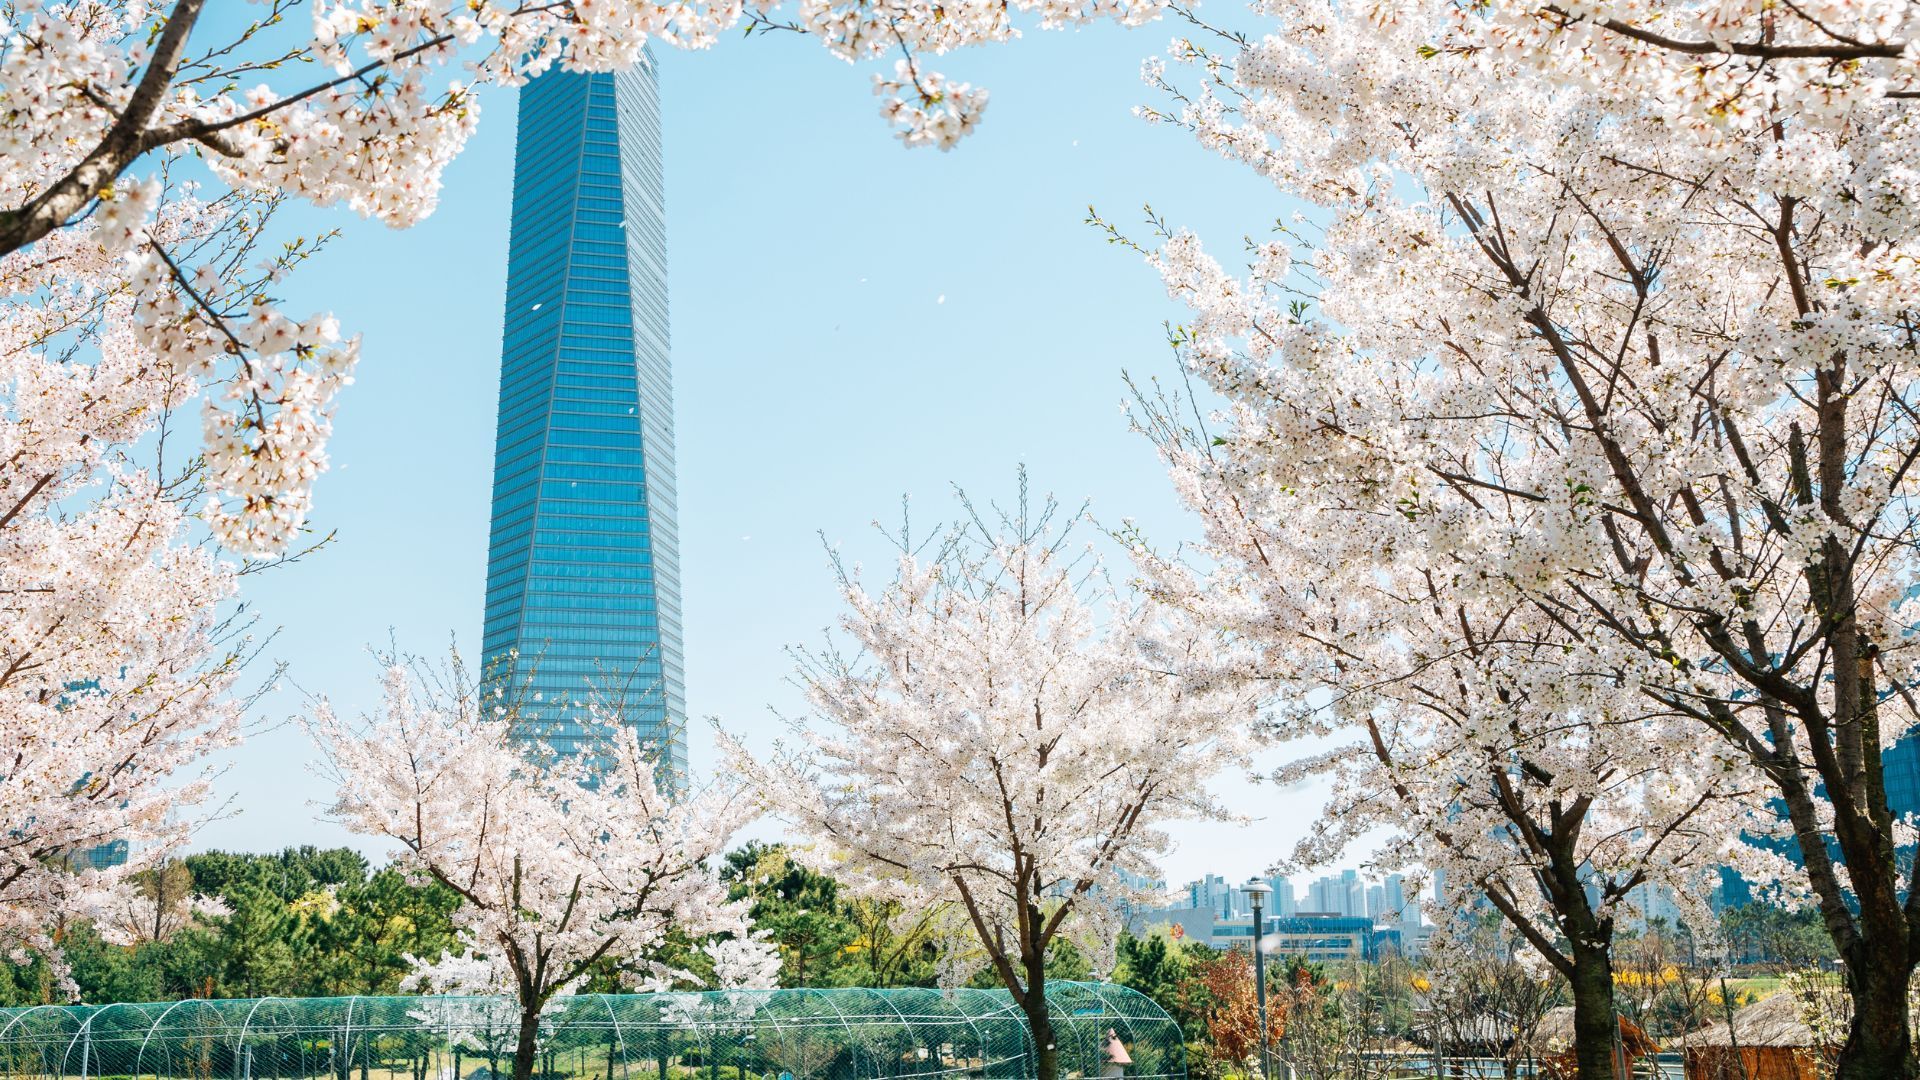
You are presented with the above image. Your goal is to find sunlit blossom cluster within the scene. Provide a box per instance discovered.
[116,237,360,554]
[872,62,989,150]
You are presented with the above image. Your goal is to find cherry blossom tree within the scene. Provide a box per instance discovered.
[1130,335,1778,1078]
[1102,0,1920,1076]
[0,181,287,988]
[306,656,776,1080]
[82,860,232,945]
[725,490,1257,1080]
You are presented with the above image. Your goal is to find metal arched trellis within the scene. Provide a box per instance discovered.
[0,984,1184,1080]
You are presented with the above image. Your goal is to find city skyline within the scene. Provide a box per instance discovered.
[1174,869,1425,925]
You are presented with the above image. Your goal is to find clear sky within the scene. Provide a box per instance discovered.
[197,19,1347,891]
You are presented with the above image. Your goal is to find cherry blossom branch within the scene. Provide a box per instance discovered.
[1545,5,1907,60]
[0,0,207,257]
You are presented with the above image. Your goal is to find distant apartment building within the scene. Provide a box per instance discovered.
[74,839,128,871]
[1430,864,1499,925]
[1185,874,1244,920]
[1708,729,1920,918]
[1116,867,1168,894]
[1176,872,1298,917]
[1095,867,1169,921]
[1302,869,1367,917]
[1266,873,1297,916]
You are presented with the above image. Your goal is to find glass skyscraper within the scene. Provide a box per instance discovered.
[482,60,685,778]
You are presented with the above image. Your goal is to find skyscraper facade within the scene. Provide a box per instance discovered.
[482,61,685,777]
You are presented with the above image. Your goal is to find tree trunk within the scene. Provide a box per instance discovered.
[1836,937,1913,1080]
[1019,989,1058,1080]
[512,1005,542,1080]
[1567,945,1619,1080]
[1790,398,1918,1080]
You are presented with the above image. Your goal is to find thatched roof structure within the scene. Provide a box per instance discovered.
[1525,1007,1660,1057]
[1675,992,1841,1049]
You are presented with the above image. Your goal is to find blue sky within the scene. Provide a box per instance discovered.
[199,19,1334,889]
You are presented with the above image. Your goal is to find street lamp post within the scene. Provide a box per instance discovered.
[1243,878,1274,1079]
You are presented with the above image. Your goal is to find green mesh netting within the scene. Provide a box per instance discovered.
[0,983,1183,1080]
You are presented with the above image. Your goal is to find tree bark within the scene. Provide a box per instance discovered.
[1800,383,1917,1079]
[1567,944,1618,1080]
[1019,987,1058,1080]
[512,1006,542,1080]
[1836,936,1912,1080]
